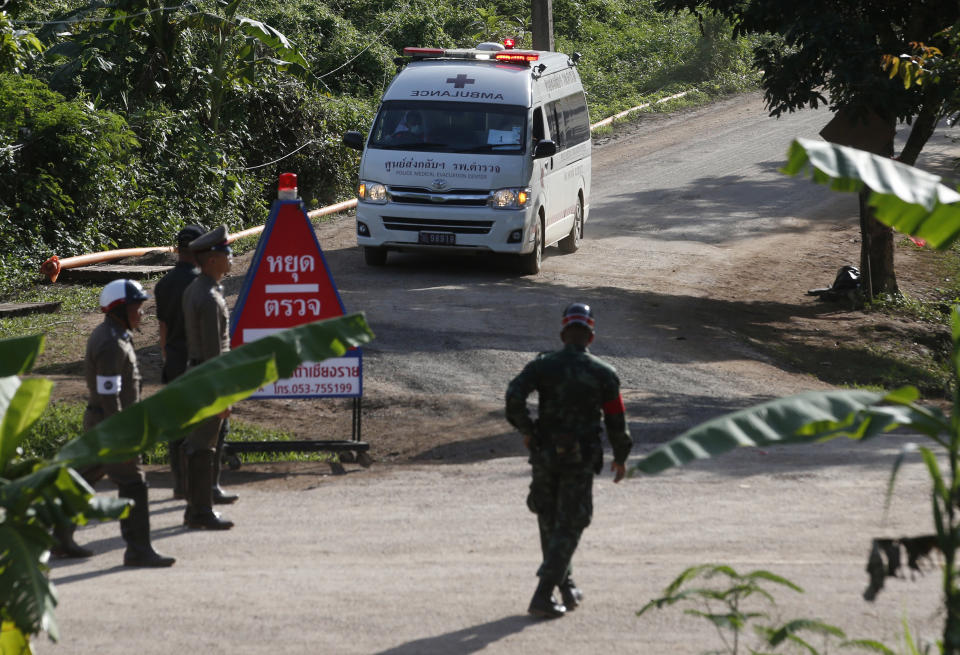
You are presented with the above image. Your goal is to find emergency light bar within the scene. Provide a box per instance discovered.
[402,44,540,64]
[495,51,539,62]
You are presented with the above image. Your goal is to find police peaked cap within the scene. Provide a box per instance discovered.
[189,224,231,254]
[176,224,207,247]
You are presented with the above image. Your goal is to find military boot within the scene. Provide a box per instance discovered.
[183,451,234,530]
[528,578,566,619]
[51,523,93,559]
[559,578,583,611]
[212,424,238,505]
[170,438,186,500]
[118,481,176,567]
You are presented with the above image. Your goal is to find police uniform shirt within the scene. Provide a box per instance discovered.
[85,316,141,420]
[182,273,230,365]
[154,262,200,363]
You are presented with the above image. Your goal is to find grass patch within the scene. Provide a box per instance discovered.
[20,401,85,461]
[0,284,100,341]
[20,403,335,465]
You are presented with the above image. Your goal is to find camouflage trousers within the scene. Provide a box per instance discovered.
[527,453,595,585]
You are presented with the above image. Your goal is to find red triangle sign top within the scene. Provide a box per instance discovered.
[230,202,346,349]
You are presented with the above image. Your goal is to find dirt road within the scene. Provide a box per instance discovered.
[44,93,956,653]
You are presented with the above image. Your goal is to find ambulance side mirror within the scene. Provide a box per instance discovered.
[343,131,365,151]
[533,140,557,160]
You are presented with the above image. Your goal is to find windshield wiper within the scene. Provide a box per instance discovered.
[455,144,522,153]
[373,142,451,151]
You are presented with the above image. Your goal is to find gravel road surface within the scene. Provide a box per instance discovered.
[44,93,953,654]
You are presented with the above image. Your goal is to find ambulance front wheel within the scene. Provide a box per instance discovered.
[364,246,388,266]
[559,196,584,254]
[518,217,543,276]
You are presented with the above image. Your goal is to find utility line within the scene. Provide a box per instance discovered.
[227,139,318,171]
[313,3,409,81]
[12,4,195,26]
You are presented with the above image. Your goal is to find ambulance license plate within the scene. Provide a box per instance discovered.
[418,231,456,246]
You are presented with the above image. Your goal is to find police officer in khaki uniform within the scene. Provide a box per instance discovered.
[181,225,235,530]
[155,223,205,499]
[54,279,176,567]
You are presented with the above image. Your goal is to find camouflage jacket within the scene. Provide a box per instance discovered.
[505,343,632,464]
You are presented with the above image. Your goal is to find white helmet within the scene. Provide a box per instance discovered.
[100,279,149,313]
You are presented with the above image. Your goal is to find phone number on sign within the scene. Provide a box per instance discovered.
[278,382,356,395]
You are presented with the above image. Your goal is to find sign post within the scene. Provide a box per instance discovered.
[226,173,368,468]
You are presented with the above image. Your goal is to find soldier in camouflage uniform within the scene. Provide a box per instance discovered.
[506,302,632,619]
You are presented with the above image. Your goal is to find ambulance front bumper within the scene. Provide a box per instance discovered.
[356,203,536,255]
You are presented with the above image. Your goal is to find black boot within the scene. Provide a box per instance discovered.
[170,438,186,500]
[51,523,93,559]
[528,578,566,619]
[118,482,176,567]
[184,451,234,530]
[212,422,238,505]
[559,578,583,611]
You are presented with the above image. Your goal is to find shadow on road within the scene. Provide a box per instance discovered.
[50,564,128,586]
[589,161,846,245]
[372,614,532,655]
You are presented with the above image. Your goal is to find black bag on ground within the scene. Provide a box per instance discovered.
[807,265,861,302]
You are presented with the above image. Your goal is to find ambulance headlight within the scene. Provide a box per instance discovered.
[490,187,531,209]
[359,181,388,204]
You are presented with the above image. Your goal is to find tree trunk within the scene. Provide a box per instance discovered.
[859,191,898,298]
[899,100,941,166]
[857,100,941,298]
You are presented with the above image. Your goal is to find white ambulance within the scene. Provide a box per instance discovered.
[343,42,591,274]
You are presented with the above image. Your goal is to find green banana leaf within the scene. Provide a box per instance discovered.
[236,16,309,69]
[1,467,129,643]
[783,137,960,249]
[0,522,59,642]
[631,388,949,475]
[1,379,53,474]
[55,312,373,468]
[0,620,31,655]
[0,335,44,376]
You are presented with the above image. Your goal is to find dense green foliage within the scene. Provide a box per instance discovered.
[1,0,757,297]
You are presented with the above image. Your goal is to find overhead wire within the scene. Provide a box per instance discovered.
[13,3,405,177]
[12,4,196,26]
[312,2,410,81]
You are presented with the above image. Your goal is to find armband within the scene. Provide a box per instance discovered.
[96,375,122,395]
[602,394,625,415]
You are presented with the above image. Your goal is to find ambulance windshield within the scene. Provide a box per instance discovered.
[369,101,527,154]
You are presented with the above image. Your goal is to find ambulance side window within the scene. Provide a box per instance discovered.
[546,101,565,151]
[561,92,590,147]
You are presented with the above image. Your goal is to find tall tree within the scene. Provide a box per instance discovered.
[656,0,960,296]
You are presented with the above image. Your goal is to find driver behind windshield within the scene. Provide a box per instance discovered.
[391,111,425,142]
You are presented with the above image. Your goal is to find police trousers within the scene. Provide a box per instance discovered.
[81,407,145,486]
[526,451,594,585]
[183,416,222,454]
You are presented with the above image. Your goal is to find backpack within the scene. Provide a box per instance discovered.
[807,265,862,303]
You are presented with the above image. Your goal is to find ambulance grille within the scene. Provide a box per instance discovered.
[389,186,489,207]
[382,217,494,234]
